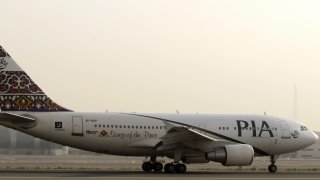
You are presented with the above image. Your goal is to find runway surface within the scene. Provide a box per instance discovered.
[0,155,319,179]
[0,170,320,180]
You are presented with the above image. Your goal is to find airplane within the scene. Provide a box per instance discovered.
[0,45,318,174]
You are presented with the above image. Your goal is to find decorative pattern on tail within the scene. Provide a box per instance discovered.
[0,45,70,112]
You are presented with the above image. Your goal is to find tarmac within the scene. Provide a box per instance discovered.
[0,155,319,179]
[0,170,320,180]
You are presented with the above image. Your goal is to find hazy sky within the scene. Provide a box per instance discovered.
[1,0,320,129]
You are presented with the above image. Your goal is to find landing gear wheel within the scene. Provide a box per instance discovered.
[153,162,163,172]
[268,155,278,173]
[142,162,153,172]
[164,163,176,173]
[268,164,277,173]
[175,164,187,173]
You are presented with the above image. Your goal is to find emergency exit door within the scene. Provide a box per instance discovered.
[72,116,83,136]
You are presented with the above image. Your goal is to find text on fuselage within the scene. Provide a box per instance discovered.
[237,120,274,137]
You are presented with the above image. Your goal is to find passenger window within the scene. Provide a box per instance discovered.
[115,125,118,128]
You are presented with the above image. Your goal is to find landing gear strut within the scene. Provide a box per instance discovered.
[268,155,278,173]
[163,147,187,173]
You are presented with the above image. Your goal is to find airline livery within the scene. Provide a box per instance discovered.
[0,45,318,173]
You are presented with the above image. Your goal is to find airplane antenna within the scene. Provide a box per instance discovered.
[264,112,267,116]
[176,110,179,114]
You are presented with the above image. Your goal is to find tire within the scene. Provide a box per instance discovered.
[142,162,153,172]
[175,164,187,173]
[268,164,277,173]
[164,163,176,173]
[153,162,163,172]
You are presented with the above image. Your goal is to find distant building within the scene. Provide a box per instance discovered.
[0,126,68,155]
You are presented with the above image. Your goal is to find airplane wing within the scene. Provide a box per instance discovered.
[128,126,216,149]
[0,112,36,129]
[156,121,218,152]
[161,126,215,142]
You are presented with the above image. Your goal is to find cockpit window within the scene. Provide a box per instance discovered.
[300,126,308,131]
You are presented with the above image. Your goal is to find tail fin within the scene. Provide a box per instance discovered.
[0,46,70,112]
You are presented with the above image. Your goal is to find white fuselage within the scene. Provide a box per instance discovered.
[13,112,317,158]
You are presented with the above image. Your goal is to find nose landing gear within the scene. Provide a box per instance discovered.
[268,155,278,173]
[268,164,277,173]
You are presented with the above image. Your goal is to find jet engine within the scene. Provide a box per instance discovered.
[205,144,254,166]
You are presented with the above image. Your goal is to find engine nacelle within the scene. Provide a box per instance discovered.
[205,144,254,166]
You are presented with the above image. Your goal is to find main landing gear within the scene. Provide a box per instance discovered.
[164,163,187,173]
[142,161,163,172]
[142,162,187,173]
[143,148,187,173]
[268,155,278,173]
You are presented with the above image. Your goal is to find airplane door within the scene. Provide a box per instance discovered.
[72,116,83,136]
[279,120,291,139]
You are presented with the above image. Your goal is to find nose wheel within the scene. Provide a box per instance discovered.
[268,155,278,173]
[268,164,277,173]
